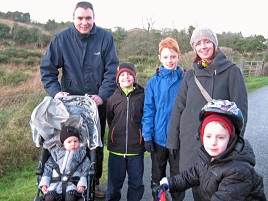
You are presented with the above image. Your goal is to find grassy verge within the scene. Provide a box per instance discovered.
[0,164,37,201]
[0,147,109,201]
[0,76,267,200]
[245,76,268,94]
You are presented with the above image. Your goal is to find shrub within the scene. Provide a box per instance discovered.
[24,57,39,65]
[0,70,28,86]
[10,57,21,64]
[0,54,9,63]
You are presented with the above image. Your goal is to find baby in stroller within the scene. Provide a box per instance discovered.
[39,125,90,201]
[31,95,102,201]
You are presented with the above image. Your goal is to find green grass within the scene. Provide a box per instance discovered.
[0,67,29,86]
[245,76,268,93]
[0,149,108,201]
[0,164,37,201]
[0,75,267,200]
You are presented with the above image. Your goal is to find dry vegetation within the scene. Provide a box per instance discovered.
[0,66,42,97]
[0,46,46,176]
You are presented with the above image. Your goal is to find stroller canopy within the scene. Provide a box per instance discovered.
[30,95,102,150]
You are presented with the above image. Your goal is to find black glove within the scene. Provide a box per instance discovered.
[168,148,178,157]
[144,141,155,152]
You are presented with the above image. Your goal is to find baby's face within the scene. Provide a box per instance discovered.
[203,121,230,157]
[64,136,80,151]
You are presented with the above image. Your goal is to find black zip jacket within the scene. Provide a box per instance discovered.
[106,84,145,154]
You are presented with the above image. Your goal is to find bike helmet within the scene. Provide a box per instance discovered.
[199,99,244,135]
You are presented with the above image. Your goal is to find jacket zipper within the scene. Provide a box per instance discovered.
[125,96,129,157]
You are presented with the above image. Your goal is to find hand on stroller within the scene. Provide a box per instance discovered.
[89,94,103,106]
[54,91,69,99]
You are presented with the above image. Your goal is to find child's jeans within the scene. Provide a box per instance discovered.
[106,152,144,201]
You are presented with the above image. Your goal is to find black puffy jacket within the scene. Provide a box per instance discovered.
[168,137,266,201]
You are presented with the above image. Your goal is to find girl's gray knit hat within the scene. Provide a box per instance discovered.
[190,27,218,50]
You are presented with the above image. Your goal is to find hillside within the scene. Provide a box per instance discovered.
[0,15,267,97]
[0,18,50,35]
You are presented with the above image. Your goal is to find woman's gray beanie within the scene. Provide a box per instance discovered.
[190,27,218,50]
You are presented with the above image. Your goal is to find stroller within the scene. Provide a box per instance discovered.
[30,95,102,201]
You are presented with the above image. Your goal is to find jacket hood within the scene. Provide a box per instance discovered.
[228,137,256,166]
[215,137,256,166]
[198,137,256,167]
[156,66,185,78]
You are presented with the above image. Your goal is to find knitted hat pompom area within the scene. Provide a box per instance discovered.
[60,125,80,143]
[116,62,136,83]
[190,27,218,50]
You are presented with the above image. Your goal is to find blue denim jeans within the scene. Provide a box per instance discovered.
[106,152,144,201]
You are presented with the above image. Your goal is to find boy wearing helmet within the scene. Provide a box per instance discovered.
[160,99,266,200]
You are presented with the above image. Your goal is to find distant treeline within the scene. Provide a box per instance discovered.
[0,11,267,61]
[0,11,31,23]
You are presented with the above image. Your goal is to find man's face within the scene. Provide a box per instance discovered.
[73,7,94,34]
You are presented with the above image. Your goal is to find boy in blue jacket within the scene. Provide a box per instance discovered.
[142,37,185,201]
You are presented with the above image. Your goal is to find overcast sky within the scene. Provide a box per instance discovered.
[1,0,267,38]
